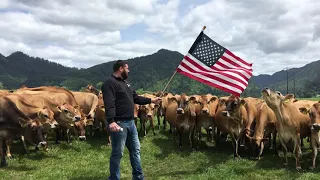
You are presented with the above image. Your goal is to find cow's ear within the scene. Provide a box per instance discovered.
[240,99,246,106]
[299,107,310,114]
[209,96,218,102]
[219,99,226,105]
[74,105,79,109]
[261,138,269,145]
[189,96,197,102]
[57,106,62,113]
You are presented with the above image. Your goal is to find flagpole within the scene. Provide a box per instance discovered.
[159,26,206,98]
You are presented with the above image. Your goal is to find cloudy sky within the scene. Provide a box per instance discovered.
[0,0,319,75]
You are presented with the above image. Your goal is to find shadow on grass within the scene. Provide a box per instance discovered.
[1,164,36,171]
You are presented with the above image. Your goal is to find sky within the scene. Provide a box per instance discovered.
[0,0,319,75]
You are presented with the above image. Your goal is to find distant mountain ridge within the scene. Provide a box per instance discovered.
[0,49,319,97]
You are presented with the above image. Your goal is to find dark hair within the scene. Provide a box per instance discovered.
[113,60,127,72]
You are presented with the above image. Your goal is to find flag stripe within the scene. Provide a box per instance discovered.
[186,54,251,81]
[182,56,248,87]
[177,67,241,96]
[213,61,252,77]
[219,55,252,72]
[222,53,252,70]
[225,50,252,67]
[180,62,246,91]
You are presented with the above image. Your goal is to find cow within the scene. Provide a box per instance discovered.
[95,98,112,145]
[0,96,46,167]
[84,84,100,96]
[196,95,218,142]
[215,95,248,159]
[12,87,83,143]
[175,94,199,151]
[161,93,174,131]
[72,91,99,140]
[262,88,310,170]
[299,102,320,169]
[165,94,180,138]
[138,102,159,136]
[246,102,277,159]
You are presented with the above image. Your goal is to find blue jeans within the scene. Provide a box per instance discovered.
[108,120,144,180]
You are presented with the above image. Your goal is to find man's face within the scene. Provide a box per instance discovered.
[120,64,129,80]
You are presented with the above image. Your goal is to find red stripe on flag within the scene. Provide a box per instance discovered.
[220,55,252,71]
[180,62,245,91]
[177,68,240,97]
[214,61,253,77]
[225,50,252,67]
[184,55,250,81]
[182,56,248,86]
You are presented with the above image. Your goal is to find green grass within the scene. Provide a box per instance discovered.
[1,121,320,180]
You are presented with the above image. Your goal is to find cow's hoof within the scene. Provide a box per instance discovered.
[309,166,315,170]
[179,147,182,152]
[296,166,302,171]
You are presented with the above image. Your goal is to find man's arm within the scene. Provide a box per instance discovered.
[133,90,151,105]
[101,81,116,124]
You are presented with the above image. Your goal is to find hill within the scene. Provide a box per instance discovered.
[0,50,319,97]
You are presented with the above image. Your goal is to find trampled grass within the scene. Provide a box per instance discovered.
[1,121,320,180]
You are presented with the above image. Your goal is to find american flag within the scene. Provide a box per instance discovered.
[176,31,253,97]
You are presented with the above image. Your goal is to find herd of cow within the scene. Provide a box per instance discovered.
[0,85,320,171]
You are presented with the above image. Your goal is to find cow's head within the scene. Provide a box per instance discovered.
[176,94,188,115]
[221,95,246,117]
[23,120,47,149]
[246,134,269,159]
[262,88,294,109]
[300,102,320,131]
[57,103,82,124]
[36,106,58,129]
[85,84,100,96]
[198,95,218,115]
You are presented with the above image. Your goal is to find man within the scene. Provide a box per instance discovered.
[102,60,161,180]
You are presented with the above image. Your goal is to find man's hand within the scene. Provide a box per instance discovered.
[109,122,121,132]
[151,97,162,105]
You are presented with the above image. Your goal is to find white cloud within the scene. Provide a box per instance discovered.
[0,0,319,76]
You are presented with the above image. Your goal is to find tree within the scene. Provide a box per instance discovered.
[0,82,3,89]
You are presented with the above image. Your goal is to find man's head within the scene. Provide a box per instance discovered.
[113,60,129,80]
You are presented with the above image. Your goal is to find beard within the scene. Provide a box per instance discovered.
[121,71,128,80]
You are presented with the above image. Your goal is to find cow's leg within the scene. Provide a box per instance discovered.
[230,133,240,159]
[278,137,288,166]
[150,119,156,136]
[5,139,13,159]
[163,110,167,130]
[0,139,7,167]
[294,136,302,171]
[178,128,183,151]
[20,136,29,154]
[55,128,60,144]
[143,120,146,137]
[310,137,318,170]
[300,138,304,149]
[189,126,195,151]
[157,114,161,130]
[66,129,71,143]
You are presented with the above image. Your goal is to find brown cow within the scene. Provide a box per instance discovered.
[262,88,310,170]
[95,97,112,145]
[13,87,83,143]
[299,102,320,169]
[0,96,45,167]
[165,94,180,138]
[72,91,99,140]
[161,92,174,130]
[84,84,100,96]
[138,103,158,136]
[246,102,277,159]
[175,94,198,151]
[216,95,248,159]
[196,95,219,142]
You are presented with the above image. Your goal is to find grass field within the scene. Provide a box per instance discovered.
[1,121,320,180]
[297,97,320,101]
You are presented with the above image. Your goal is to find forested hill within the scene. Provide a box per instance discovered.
[0,49,319,97]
